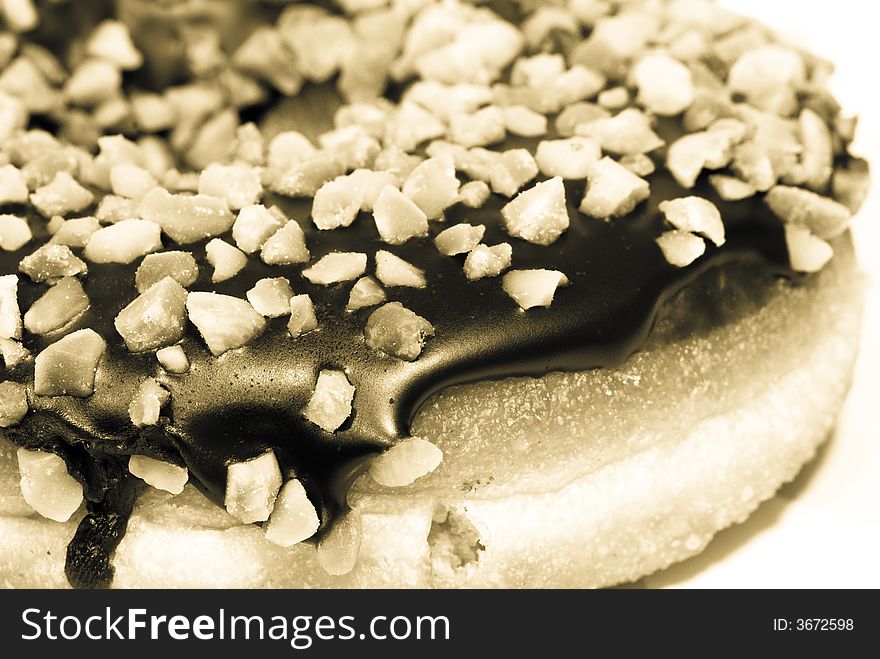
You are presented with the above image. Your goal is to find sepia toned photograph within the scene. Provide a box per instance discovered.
[0,0,876,597]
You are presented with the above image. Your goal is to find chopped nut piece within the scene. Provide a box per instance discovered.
[449,106,506,148]
[304,369,355,433]
[131,92,176,133]
[784,224,833,273]
[186,292,265,356]
[347,276,386,311]
[129,455,188,495]
[797,108,834,192]
[632,52,694,116]
[765,185,852,239]
[64,59,121,107]
[135,251,199,293]
[93,97,130,131]
[86,19,142,70]
[317,509,361,576]
[666,129,739,189]
[0,57,56,114]
[247,278,294,318]
[2,0,38,33]
[29,171,94,218]
[458,180,491,208]
[580,157,650,220]
[277,6,353,82]
[0,274,21,340]
[435,223,485,256]
[489,149,539,197]
[264,478,320,547]
[233,26,302,95]
[50,216,100,248]
[402,155,460,220]
[0,164,28,204]
[0,214,31,251]
[198,162,263,210]
[205,239,247,283]
[267,131,316,172]
[535,137,601,179]
[368,437,443,487]
[373,185,429,245]
[502,269,569,310]
[224,450,282,524]
[364,302,434,361]
[23,276,89,335]
[302,252,367,285]
[128,377,170,428]
[17,448,83,522]
[185,109,238,171]
[229,122,265,166]
[708,174,757,201]
[261,220,310,265]
[156,345,189,374]
[375,250,426,288]
[728,45,805,115]
[502,105,548,137]
[659,197,725,247]
[19,244,87,282]
[84,219,162,264]
[576,108,664,155]
[656,230,706,268]
[115,277,188,352]
[512,53,566,88]
[312,177,363,230]
[109,163,156,199]
[501,177,569,245]
[597,86,629,111]
[0,379,27,427]
[288,294,318,338]
[34,328,105,396]
[0,337,28,367]
[139,187,234,244]
[463,243,513,280]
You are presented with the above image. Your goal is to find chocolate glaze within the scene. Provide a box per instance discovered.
[2,115,795,587]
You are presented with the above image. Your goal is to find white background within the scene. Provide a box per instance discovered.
[645,0,880,588]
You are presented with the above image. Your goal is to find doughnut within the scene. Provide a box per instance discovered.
[0,0,869,588]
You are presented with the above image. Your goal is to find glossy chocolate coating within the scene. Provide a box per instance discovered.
[2,111,796,588]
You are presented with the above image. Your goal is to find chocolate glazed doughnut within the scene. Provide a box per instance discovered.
[0,0,870,587]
